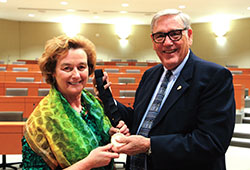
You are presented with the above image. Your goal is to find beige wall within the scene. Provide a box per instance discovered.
[0,19,20,62]
[191,18,250,68]
[0,18,250,67]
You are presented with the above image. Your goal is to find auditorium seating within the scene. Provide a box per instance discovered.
[126,69,141,73]
[0,61,250,169]
[116,62,128,66]
[6,88,28,96]
[12,61,26,65]
[0,111,23,121]
[38,88,50,96]
[16,77,34,82]
[118,77,136,84]
[0,82,138,97]
[104,68,120,73]
[12,67,28,72]
[120,90,136,97]
[0,67,6,71]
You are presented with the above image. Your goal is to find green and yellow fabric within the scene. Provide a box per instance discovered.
[24,87,112,170]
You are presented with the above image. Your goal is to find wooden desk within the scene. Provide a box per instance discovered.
[1,71,143,83]
[0,64,40,71]
[96,65,151,73]
[0,96,44,119]
[233,74,250,91]
[0,71,43,82]
[228,68,250,74]
[0,81,50,96]
[99,61,159,66]
[0,81,137,97]
[0,121,25,154]
[107,73,143,84]
[234,84,245,110]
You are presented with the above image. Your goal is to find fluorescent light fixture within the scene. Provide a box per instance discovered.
[0,0,7,2]
[122,3,129,7]
[60,1,68,5]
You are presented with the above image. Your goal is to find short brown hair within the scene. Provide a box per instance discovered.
[38,34,96,85]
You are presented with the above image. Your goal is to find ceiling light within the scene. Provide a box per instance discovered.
[115,21,132,39]
[93,16,100,19]
[216,36,227,46]
[28,14,35,17]
[120,11,128,14]
[212,15,231,37]
[61,16,81,37]
[247,7,250,10]
[0,0,7,3]
[67,9,75,12]
[179,5,186,9]
[122,3,129,7]
[60,1,68,5]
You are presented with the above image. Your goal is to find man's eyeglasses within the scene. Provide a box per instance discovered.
[152,28,188,43]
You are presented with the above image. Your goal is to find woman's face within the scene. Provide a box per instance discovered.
[53,48,89,99]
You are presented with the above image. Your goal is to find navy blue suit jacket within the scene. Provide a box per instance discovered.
[117,51,235,170]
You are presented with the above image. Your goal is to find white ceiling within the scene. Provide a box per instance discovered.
[0,0,250,25]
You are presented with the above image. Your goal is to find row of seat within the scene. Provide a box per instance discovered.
[2,63,250,73]
[1,70,250,93]
[12,59,159,66]
[0,71,143,84]
[0,95,135,120]
[0,82,138,97]
[0,64,152,73]
[0,81,245,116]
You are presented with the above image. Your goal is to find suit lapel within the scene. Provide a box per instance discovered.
[151,52,195,129]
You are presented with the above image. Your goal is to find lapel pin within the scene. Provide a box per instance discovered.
[177,85,182,90]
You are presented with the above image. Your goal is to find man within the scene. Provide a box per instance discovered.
[101,9,235,170]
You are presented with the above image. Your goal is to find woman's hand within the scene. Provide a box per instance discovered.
[64,144,119,170]
[85,144,119,169]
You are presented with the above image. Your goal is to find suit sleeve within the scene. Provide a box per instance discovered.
[116,70,149,131]
[150,67,235,168]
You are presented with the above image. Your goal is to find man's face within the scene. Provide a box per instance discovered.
[151,15,193,70]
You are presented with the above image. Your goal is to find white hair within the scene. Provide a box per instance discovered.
[150,9,192,32]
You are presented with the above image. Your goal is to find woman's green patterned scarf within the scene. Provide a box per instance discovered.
[24,87,112,170]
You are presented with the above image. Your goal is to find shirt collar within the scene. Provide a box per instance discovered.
[163,49,190,77]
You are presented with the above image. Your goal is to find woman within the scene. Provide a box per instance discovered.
[22,34,129,170]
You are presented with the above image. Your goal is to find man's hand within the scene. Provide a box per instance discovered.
[92,71,112,96]
[109,120,130,136]
[112,135,150,155]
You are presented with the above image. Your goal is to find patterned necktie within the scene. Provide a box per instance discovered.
[130,70,172,170]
